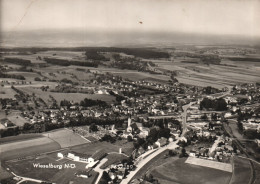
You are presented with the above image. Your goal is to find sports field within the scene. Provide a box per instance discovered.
[151,157,232,184]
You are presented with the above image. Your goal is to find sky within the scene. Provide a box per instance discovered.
[1,0,260,42]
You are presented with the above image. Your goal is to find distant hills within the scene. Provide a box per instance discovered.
[1,29,260,48]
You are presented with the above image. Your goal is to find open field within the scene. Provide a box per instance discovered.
[253,161,260,184]
[185,157,232,172]
[4,154,99,184]
[43,128,90,148]
[19,86,115,104]
[230,156,252,184]
[0,137,61,161]
[6,71,41,81]
[100,153,129,169]
[228,120,244,140]
[7,111,29,127]
[151,157,232,184]
[70,140,134,157]
[152,58,260,89]
[0,87,17,99]
[0,133,43,144]
[0,166,13,181]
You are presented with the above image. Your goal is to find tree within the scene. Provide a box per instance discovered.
[201,113,208,120]
[158,128,171,139]
[127,135,133,142]
[34,77,41,81]
[89,123,98,132]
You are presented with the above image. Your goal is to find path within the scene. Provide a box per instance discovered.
[93,158,108,184]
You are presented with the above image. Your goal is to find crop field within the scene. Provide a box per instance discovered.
[151,57,260,89]
[150,157,231,184]
[0,137,60,161]
[5,154,99,184]
[230,156,252,184]
[43,128,90,148]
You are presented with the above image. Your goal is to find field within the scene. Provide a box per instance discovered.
[0,133,43,144]
[0,87,17,99]
[100,153,129,169]
[0,137,61,161]
[253,161,260,184]
[229,156,252,184]
[4,154,99,184]
[152,57,260,89]
[42,128,90,148]
[150,157,232,184]
[70,140,134,157]
[19,86,115,104]
[185,157,232,172]
[6,111,29,127]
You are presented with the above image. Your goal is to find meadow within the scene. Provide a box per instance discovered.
[42,128,90,148]
[0,137,61,161]
[230,156,252,184]
[150,157,232,184]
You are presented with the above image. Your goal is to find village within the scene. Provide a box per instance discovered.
[1,67,260,183]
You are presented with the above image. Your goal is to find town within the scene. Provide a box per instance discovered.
[1,49,260,184]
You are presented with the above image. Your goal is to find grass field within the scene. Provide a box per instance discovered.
[230,156,252,184]
[100,153,129,169]
[150,157,231,184]
[5,154,99,184]
[70,140,134,157]
[19,87,115,104]
[0,87,17,99]
[43,129,90,148]
[0,133,43,144]
[253,161,260,184]
[7,111,29,127]
[185,157,232,172]
[0,137,60,161]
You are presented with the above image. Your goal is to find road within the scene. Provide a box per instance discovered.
[120,102,194,184]
[93,158,108,184]
[11,172,43,184]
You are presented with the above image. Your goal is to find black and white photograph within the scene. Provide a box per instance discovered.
[0,0,260,184]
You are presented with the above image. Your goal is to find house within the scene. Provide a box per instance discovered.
[255,139,260,147]
[189,150,196,157]
[155,137,167,147]
[57,153,64,158]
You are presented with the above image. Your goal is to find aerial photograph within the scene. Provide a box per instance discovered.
[0,0,260,184]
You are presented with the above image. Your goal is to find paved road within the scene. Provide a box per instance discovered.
[120,102,193,184]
